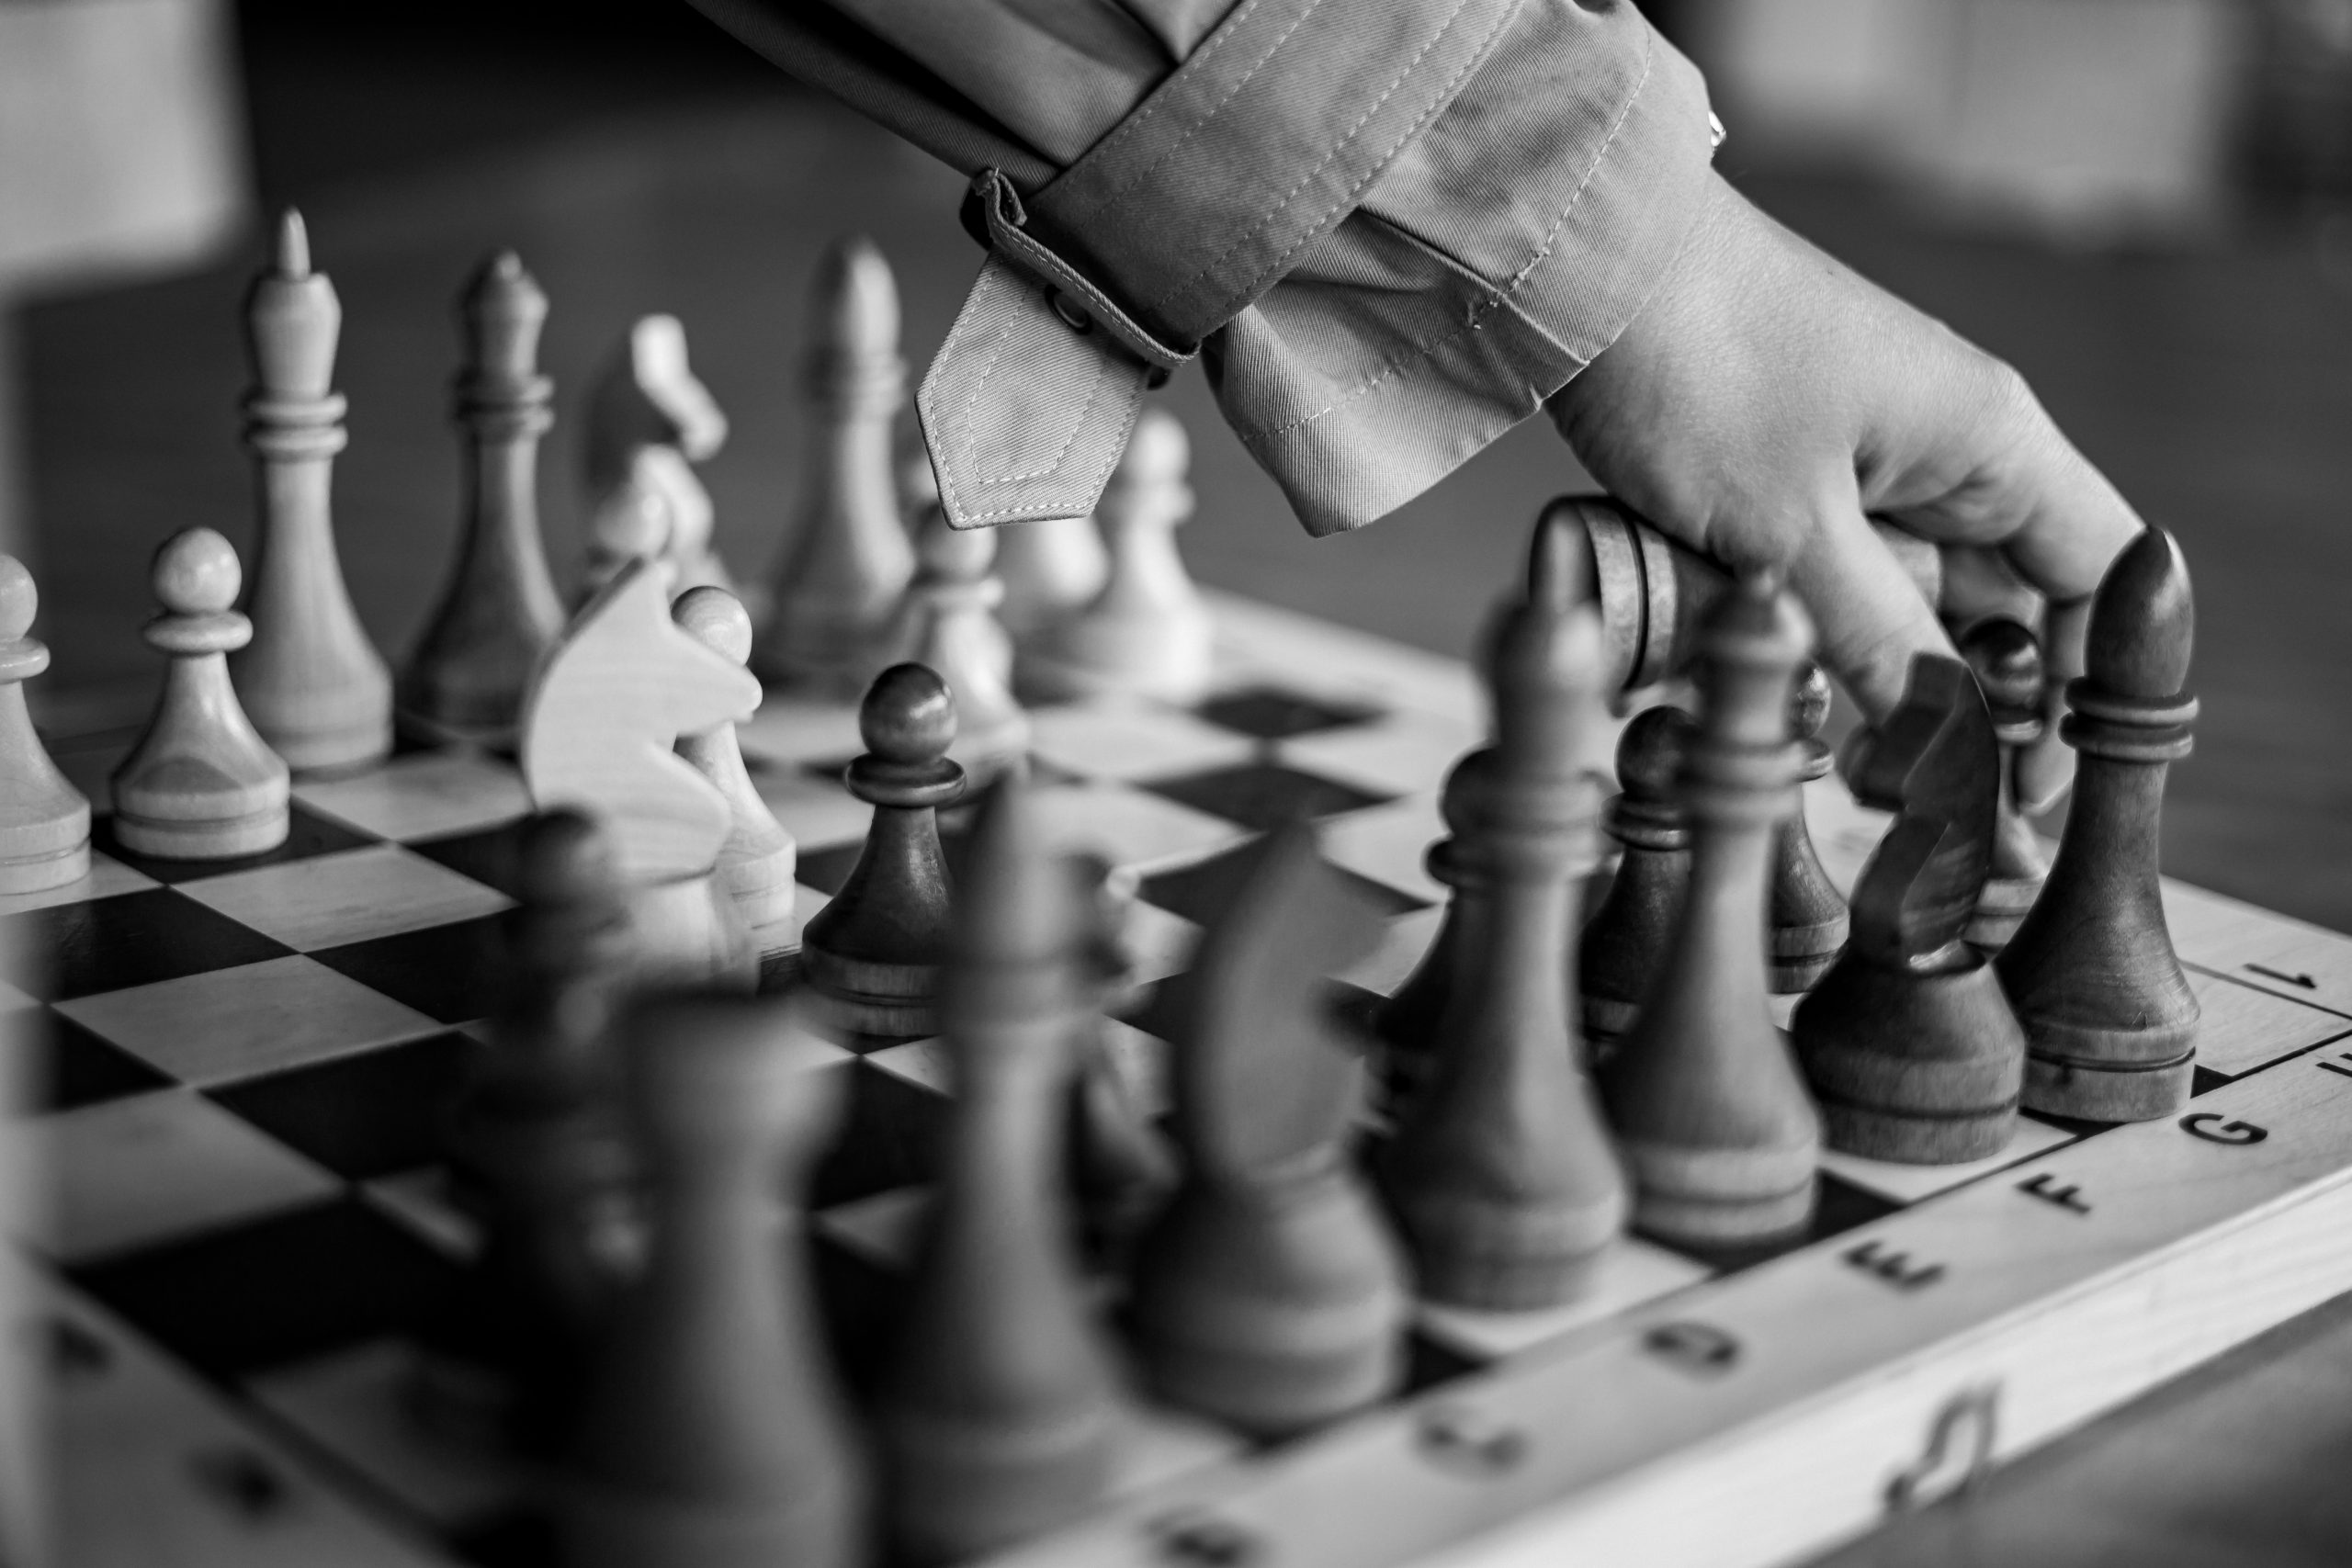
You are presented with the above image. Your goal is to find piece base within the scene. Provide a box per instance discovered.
[2024,1051,2196,1122]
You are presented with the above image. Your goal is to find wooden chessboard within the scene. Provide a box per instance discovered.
[11,591,2352,1568]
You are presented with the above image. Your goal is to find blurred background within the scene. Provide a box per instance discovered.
[4,0,2349,931]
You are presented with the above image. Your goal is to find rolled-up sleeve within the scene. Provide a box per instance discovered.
[690,0,1717,536]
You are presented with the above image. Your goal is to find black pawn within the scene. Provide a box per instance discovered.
[1959,617,2051,951]
[1771,664,1849,991]
[1999,529,2200,1121]
[1578,705,1695,1060]
[1792,655,2028,1163]
[799,662,966,1036]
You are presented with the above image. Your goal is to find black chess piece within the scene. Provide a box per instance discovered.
[1998,529,2200,1121]
[1578,704,1695,1060]
[1770,663,1849,990]
[1369,755,1475,1111]
[1792,655,2028,1164]
[799,662,965,1035]
[1958,616,2051,951]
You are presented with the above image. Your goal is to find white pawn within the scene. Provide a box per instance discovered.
[112,530,290,859]
[1031,408,1212,705]
[996,514,1108,643]
[900,510,1028,785]
[673,587,797,939]
[0,558,91,891]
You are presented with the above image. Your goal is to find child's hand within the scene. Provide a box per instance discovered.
[1550,174,2142,809]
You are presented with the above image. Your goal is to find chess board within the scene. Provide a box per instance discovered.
[11,590,2352,1568]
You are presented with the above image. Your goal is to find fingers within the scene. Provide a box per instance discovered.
[1785,493,1956,724]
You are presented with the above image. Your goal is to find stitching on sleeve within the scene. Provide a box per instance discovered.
[1503,23,1654,290]
[1251,20,1661,442]
[1056,0,1313,227]
[1148,0,1476,314]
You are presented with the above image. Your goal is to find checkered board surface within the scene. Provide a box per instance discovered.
[13,591,2352,1568]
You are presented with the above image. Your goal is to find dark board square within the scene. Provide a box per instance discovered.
[813,1058,944,1210]
[407,819,534,901]
[2190,1065,2232,1098]
[69,1197,463,1380]
[1403,1327,1486,1395]
[93,803,378,886]
[0,888,293,1001]
[796,840,865,898]
[209,1032,474,1181]
[1143,761,1392,832]
[1195,687,1384,741]
[312,915,505,1024]
[29,1012,174,1110]
[1138,840,1428,928]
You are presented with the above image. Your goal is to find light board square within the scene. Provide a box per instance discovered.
[360,1169,480,1262]
[1340,904,1444,999]
[1033,782,1248,874]
[816,1186,930,1272]
[1319,794,1445,904]
[57,954,441,1088]
[1028,702,1255,784]
[0,853,157,918]
[2186,968,2352,1077]
[177,845,512,953]
[293,752,529,843]
[737,697,866,771]
[1277,709,1482,799]
[19,1090,338,1263]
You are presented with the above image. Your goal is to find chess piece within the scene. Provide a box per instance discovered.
[111,529,291,859]
[1577,704,1696,1059]
[899,507,1028,784]
[399,251,566,748]
[1065,854,1177,1266]
[1771,664,1849,990]
[879,776,1120,1563]
[1029,408,1213,705]
[1792,655,2028,1163]
[673,587,797,940]
[435,810,638,1453]
[1602,576,1821,1252]
[563,993,868,1568]
[1999,528,2200,1122]
[1379,515,1628,1308]
[1131,820,1408,1435]
[226,209,394,775]
[1369,757,1475,1111]
[799,663,965,1035]
[583,314,737,602]
[0,558,90,892]
[753,237,914,696]
[1566,494,1940,696]
[520,559,763,990]
[1959,616,2051,950]
[997,513,1108,642]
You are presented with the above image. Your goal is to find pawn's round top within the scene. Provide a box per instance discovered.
[1616,705,1695,802]
[2085,527,2194,699]
[0,557,37,643]
[673,586,753,667]
[1786,663,1832,741]
[153,529,242,615]
[1959,616,2044,719]
[1437,747,1484,835]
[861,662,956,762]
[916,510,996,581]
[1116,407,1190,489]
[515,808,622,906]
